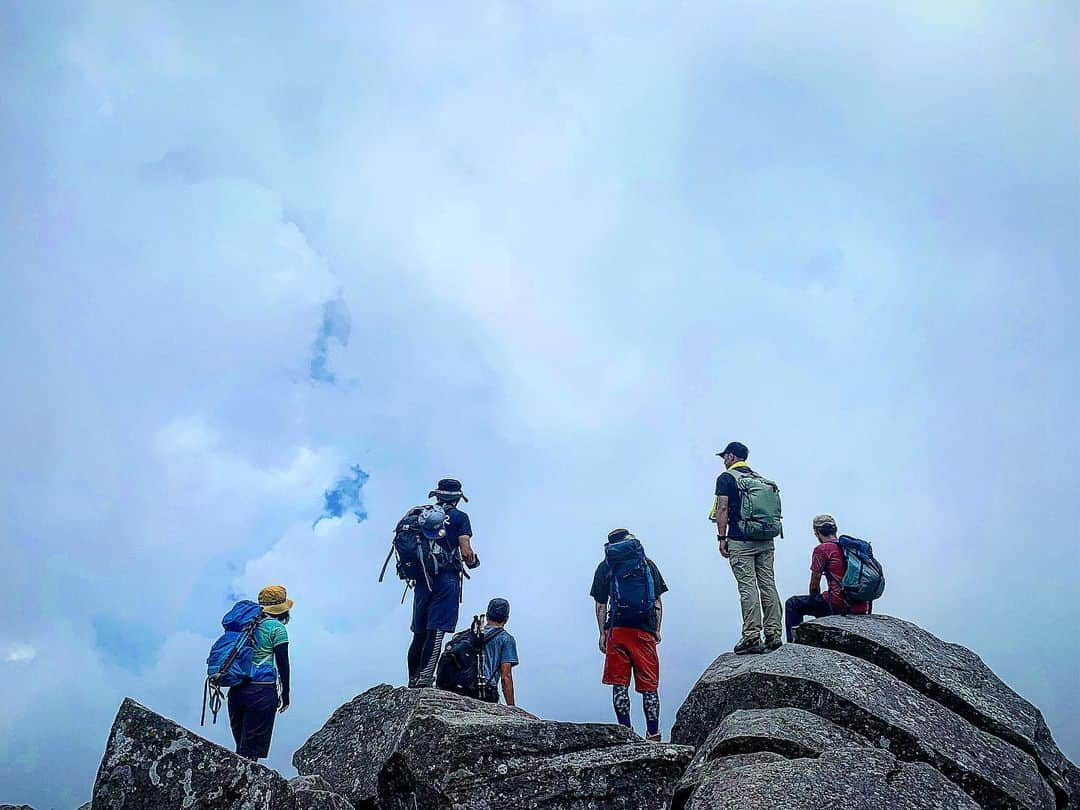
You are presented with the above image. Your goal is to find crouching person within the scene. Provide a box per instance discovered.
[481,598,519,706]
[784,514,869,642]
[229,585,293,761]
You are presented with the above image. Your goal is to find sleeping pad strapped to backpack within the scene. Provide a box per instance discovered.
[834,535,886,603]
[436,614,502,702]
[605,536,656,627]
[202,600,265,725]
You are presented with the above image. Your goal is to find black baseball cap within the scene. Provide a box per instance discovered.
[717,441,749,460]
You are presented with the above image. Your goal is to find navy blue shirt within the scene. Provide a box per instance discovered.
[436,506,472,555]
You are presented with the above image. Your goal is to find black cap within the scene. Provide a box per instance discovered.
[717,441,748,460]
[429,478,468,503]
[486,598,510,623]
[607,528,634,543]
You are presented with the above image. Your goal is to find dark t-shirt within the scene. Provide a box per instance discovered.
[436,506,472,556]
[590,554,669,633]
[715,466,756,539]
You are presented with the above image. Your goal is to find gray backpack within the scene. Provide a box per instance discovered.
[728,467,783,540]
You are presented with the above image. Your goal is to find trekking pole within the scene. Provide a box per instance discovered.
[378,542,395,583]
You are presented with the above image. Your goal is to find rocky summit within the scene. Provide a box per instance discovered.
[5,614,1071,809]
[293,684,694,809]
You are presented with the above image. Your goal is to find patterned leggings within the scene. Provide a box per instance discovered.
[612,685,660,736]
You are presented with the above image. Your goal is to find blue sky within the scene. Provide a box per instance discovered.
[2,2,1077,807]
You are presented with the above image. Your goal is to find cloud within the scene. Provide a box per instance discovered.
[4,645,36,664]
[0,2,1076,808]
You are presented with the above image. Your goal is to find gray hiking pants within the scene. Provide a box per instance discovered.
[727,539,782,641]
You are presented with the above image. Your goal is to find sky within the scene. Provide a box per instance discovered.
[1,2,1077,807]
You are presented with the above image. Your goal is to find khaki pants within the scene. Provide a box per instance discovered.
[727,539,782,641]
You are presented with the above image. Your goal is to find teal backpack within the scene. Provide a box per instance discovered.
[727,467,783,540]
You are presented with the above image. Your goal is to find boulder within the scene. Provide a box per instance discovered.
[0,805,36,809]
[289,775,354,810]
[91,698,295,810]
[692,707,869,761]
[294,685,693,809]
[672,645,1054,808]
[795,614,1077,805]
[679,747,980,810]
[673,751,786,807]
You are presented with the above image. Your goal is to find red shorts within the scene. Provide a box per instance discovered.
[602,627,659,692]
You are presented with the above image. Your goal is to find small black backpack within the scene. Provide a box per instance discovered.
[436,615,502,702]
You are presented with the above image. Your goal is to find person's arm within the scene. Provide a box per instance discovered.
[274,642,290,712]
[499,662,516,706]
[716,495,730,557]
[808,571,822,597]
[459,535,478,567]
[595,600,608,652]
[654,598,663,643]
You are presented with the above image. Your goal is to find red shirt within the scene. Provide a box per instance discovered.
[811,542,870,614]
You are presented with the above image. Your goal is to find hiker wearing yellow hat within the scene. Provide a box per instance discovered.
[225,585,294,761]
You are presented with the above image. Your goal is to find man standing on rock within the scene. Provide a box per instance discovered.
[784,514,870,641]
[408,478,479,687]
[710,441,784,655]
[591,528,668,741]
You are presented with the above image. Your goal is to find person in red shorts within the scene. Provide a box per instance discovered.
[784,513,870,642]
[590,528,668,741]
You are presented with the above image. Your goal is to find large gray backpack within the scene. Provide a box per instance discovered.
[728,467,783,540]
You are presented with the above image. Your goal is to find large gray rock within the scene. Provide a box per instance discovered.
[671,645,1054,809]
[0,805,35,809]
[796,614,1078,805]
[294,685,693,809]
[693,707,869,761]
[91,698,295,810]
[680,747,980,810]
[288,776,354,810]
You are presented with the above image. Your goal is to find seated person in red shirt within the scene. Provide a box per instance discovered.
[784,513,869,642]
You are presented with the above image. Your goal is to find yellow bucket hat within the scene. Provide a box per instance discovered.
[258,585,294,615]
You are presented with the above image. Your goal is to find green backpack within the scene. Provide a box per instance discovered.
[728,467,783,540]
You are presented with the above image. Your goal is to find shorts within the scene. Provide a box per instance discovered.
[602,627,659,693]
[411,570,461,633]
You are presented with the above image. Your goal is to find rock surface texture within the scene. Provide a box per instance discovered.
[796,614,1077,804]
[35,614,1071,810]
[91,698,295,810]
[673,614,1078,809]
[294,684,693,809]
[289,775,355,809]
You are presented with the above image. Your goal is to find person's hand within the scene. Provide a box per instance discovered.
[598,632,608,654]
[465,553,480,569]
[278,694,290,713]
[719,538,730,558]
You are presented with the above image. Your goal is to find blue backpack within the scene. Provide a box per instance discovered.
[201,600,264,725]
[834,535,885,604]
[605,537,656,627]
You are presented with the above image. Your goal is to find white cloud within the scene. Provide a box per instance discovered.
[4,645,36,664]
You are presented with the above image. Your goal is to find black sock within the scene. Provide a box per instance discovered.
[407,631,427,683]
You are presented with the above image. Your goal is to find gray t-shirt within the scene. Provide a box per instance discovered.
[482,628,518,688]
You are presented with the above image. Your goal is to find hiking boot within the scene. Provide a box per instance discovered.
[733,637,765,655]
[764,636,783,652]
[645,733,663,743]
